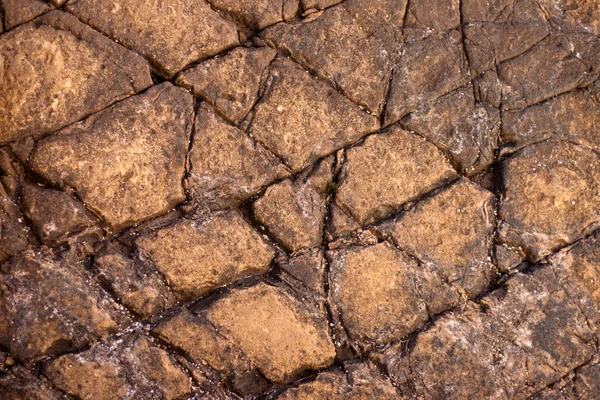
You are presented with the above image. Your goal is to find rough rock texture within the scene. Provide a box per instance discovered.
[249,56,380,172]
[274,361,399,399]
[93,243,176,319]
[44,334,192,400]
[176,46,277,124]
[135,211,275,301]
[501,89,600,152]
[498,34,597,110]
[0,366,64,400]
[29,83,192,232]
[202,282,336,384]
[335,127,457,227]
[209,0,294,31]
[253,157,333,251]
[378,263,597,399]
[20,182,101,248]
[263,5,392,115]
[1,0,54,30]
[402,87,500,175]
[498,140,600,262]
[3,1,600,397]
[187,105,289,210]
[0,250,129,363]
[66,0,239,78]
[385,30,469,125]
[153,310,269,396]
[0,11,152,144]
[381,179,497,297]
[463,0,549,74]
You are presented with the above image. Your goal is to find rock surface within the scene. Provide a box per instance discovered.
[29,83,192,232]
[0,11,152,144]
[66,0,239,77]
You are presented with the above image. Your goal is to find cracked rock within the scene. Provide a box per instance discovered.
[498,34,597,110]
[66,0,239,78]
[0,10,152,145]
[201,282,336,384]
[498,140,600,262]
[381,179,496,297]
[463,0,549,74]
[209,0,295,31]
[335,127,457,227]
[187,105,289,211]
[329,242,432,350]
[402,86,500,175]
[273,361,399,399]
[532,361,600,399]
[135,210,275,301]
[248,56,380,172]
[405,0,460,33]
[176,46,277,125]
[0,250,130,363]
[0,366,64,400]
[384,30,469,125]
[537,0,600,35]
[0,181,33,263]
[501,89,600,152]
[263,5,392,115]
[379,266,595,399]
[93,243,176,319]
[253,157,333,252]
[44,334,192,400]
[153,310,269,396]
[29,83,192,233]
[277,249,326,295]
[20,182,102,248]
[0,0,54,30]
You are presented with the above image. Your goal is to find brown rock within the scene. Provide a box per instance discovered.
[501,89,600,152]
[498,140,600,262]
[135,210,274,301]
[495,244,525,273]
[209,0,292,31]
[0,11,152,145]
[380,267,595,399]
[405,0,460,32]
[249,56,380,172]
[253,157,333,251]
[44,334,192,400]
[277,249,326,294]
[153,310,269,396]
[463,0,549,74]
[328,242,429,349]
[176,46,277,124]
[202,282,336,383]
[498,35,596,110]
[335,127,457,226]
[537,0,600,35]
[0,366,64,400]
[66,0,239,78]
[94,243,176,318]
[29,83,192,233]
[0,250,129,363]
[385,30,469,125]
[188,106,288,210]
[263,5,392,115]
[385,179,496,297]
[1,0,53,30]
[301,0,343,9]
[20,182,101,248]
[402,87,500,175]
[275,361,399,399]
[474,69,503,108]
[0,182,33,263]
[341,0,407,44]
[549,230,600,333]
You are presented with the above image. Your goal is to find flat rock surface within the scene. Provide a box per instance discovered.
[3,1,600,398]
[66,0,239,77]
